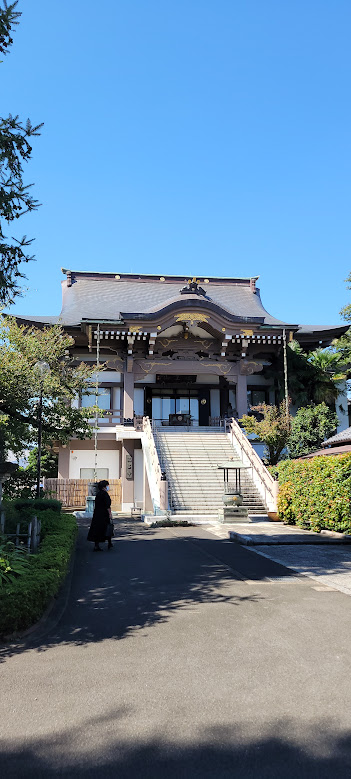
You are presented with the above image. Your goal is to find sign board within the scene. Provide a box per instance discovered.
[126,453,133,480]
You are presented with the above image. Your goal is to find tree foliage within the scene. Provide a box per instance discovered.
[0,1,43,304]
[274,455,351,534]
[340,271,351,323]
[27,447,58,477]
[287,403,338,459]
[239,401,291,465]
[334,272,351,374]
[0,1,20,57]
[0,316,99,460]
[264,340,346,407]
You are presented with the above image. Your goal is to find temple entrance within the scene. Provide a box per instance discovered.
[142,375,235,426]
[151,389,201,426]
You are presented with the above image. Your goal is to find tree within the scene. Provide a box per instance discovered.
[27,447,58,477]
[0,1,20,57]
[287,403,338,459]
[340,271,351,323]
[0,316,99,461]
[239,401,291,465]
[334,272,351,375]
[264,340,346,407]
[2,448,58,500]
[0,1,43,304]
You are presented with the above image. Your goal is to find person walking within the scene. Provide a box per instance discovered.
[87,480,113,551]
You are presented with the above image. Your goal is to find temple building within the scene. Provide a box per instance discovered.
[17,270,348,514]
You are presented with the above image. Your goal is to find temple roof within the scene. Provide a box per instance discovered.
[14,270,348,345]
[56,270,295,327]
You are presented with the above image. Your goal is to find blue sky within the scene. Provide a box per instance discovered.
[4,0,351,326]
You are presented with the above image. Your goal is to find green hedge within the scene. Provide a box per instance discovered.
[274,454,351,533]
[0,510,77,638]
[12,498,62,516]
[1,499,63,535]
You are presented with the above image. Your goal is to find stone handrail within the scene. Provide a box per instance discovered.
[225,418,278,512]
[142,416,168,514]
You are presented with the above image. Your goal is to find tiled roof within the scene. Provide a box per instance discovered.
[301,444,351,458]
[15,315,60,325]
[15,272,347,341]
[323,427,351,446]
[56,271,294,327]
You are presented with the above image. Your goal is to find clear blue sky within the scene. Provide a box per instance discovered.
[4,0,351,326]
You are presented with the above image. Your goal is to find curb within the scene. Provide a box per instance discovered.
[229,530,351,545]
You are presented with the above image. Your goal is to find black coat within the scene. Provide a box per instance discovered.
[87,489,111,543]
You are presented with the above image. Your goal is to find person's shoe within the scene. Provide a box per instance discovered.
[94,546,103,552]
[108,542,113,549]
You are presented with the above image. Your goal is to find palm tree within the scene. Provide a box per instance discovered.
[308,348,347,405]
[263,342,346,408]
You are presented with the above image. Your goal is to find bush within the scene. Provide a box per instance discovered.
[287,403,338,458]
[0,512,77,637]
[0,500,63,537]
[0,538,31,587]
[2,469,36,500]
[274,455,351,534]
[10,498,62,518]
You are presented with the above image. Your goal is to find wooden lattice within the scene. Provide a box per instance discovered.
[44,478,122,511]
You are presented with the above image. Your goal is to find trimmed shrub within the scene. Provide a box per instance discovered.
[0,512,77,637]
[12,498,62,517]
[274,455,351,534]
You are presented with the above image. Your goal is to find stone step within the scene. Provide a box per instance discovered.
[155,427,269,514]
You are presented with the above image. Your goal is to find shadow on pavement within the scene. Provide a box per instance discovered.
[1,710,351,778]
[0,520,270,661]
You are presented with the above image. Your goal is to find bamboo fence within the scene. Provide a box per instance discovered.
[44,479,122,511]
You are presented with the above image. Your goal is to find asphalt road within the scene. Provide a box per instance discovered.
[1,519,351,778]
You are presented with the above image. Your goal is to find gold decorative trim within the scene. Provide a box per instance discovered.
[129,326,141,333]
[240,328,254,337]
[175,313,209,325]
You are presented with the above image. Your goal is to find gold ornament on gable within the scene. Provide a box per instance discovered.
[175,312,209,326]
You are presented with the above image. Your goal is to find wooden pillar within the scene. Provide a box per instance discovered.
[123,370,134,422]
[237,373,248,418]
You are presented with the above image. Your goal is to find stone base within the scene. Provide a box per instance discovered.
[218,506,249,524]
[75,494,95,519]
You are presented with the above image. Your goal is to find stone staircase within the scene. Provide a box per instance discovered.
[154,426,268,516]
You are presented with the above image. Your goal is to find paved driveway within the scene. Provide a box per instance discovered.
[2,520,351,778]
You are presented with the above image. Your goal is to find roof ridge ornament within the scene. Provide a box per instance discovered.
[180,277,207,297]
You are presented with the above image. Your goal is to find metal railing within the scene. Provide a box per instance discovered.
[151,417,225,428]
[224,418,278,512]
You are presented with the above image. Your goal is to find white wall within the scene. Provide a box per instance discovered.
[134,449,144,504]
[112,387,121,422]
[134,388,144,416]
[69,448,120,479]
[336,382,349,431]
